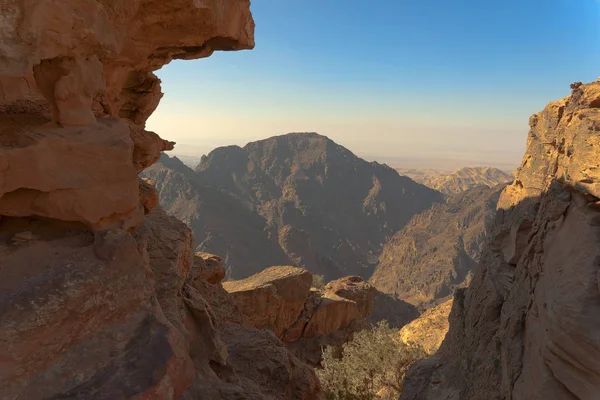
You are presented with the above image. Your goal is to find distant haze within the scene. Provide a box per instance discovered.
[148,0,600,173]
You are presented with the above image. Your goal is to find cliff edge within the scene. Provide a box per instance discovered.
[401,81,600,399]
[0,2,328,398]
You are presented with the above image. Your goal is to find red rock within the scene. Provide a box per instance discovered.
[223,266,313,337]
[0,1,325,398]
[195,252,227,284]
[224,269,377,366]
[0,116,143,229]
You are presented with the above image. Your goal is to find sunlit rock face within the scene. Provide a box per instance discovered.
[0,0,254,228]
[401,81,600,400]
[0,2,325,399]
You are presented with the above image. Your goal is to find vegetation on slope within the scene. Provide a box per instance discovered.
[317,321,425,400]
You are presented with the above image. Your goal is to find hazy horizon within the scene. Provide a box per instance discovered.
[165,133,521,173]
[147,0,600,172]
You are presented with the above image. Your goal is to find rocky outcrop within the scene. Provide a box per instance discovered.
[0,0,254,229]
[224,268,377,365]
[401,81,600,400]
[371,184,505,310]
[144,134,444,281]
[397,299,453,355]
[223,266,314,338]
[400,166,513,195]
[1,2,325,398]
[1,208,323,399]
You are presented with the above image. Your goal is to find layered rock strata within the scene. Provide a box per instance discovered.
[1,0,254,228]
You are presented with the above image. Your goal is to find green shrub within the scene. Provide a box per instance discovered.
[316,321,426,400]
[312,274,327,289]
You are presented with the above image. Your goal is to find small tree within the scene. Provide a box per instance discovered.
[317,321,426,400]
[312,274,327,289]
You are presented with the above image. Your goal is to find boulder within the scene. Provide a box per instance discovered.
[223,266,313,337]
[195,252,227,284]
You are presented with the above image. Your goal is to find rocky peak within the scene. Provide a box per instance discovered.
[401,166,513,195]
[162,132,444,281]
[195,145,248,174]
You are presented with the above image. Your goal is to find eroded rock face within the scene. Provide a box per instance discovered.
[401,81,600,400]
[1,2,325,398]
[0,208,324,399]
[224,268,377,366]
[0,0,254,228]
[0,116,144,229]
[223,266,314,338]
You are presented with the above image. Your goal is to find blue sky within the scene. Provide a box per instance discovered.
[147,0,600,170]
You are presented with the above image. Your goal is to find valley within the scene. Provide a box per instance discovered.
[1,1,596,399]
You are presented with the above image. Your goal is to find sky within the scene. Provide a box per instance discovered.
[147,0,600,171]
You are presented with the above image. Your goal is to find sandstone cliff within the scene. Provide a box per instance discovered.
[0,2,327,398]
[401,81,600,399]
[145,133,444,281]
[398,166,513,195]
[371,184,505,310]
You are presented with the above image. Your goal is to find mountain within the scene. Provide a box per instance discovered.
[397,166,513,195]
[370,184,505,310]
[143,154,293,278]
[144,133,444,280]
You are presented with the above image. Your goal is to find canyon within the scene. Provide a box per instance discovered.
[2,1,597,399]
[371,184,506,310]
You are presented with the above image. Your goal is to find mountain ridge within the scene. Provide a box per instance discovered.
[370,183,505,310]
[397,166,513,195]
[144,132,444,281]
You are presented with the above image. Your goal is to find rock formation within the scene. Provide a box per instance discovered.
[144,133,444,281]
[398,166,513,195]
[0,2,326,398]
[224,267,377,366]
[396,299,453,355]
[371,184,505,310]
[401,81,600,399]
